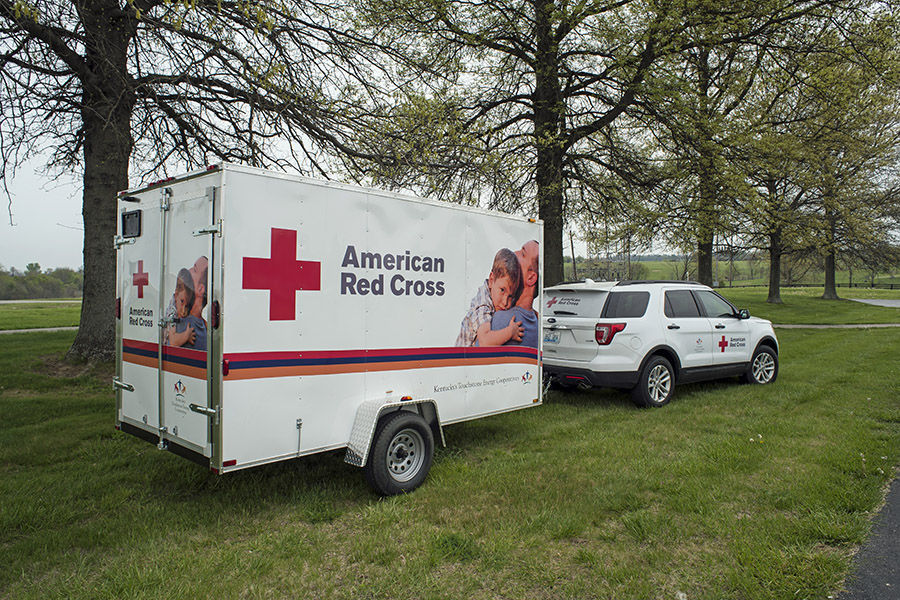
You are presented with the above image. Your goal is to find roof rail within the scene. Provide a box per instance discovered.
[615,280,704,286]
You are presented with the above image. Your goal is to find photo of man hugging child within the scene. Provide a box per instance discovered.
[455,248,525,347]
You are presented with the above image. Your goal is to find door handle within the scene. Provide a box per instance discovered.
[113,377,134,392]
[715,323,725,329]
[667,324,680,330]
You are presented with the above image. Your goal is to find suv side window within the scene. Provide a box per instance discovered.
[693,290,737,318]
[602,291,650,318]
[664,290,701,318]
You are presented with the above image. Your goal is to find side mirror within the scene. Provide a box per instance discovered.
[738,308,750,320]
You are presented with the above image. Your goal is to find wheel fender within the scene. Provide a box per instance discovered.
[344,397,444,468]
[637,345,681,380]
[753,336,779,356]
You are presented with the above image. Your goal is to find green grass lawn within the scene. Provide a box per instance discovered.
[719,287,900,324]
[0,301,81,330]
[1,329,898,599]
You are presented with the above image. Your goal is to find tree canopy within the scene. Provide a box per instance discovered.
[0,0,387,358]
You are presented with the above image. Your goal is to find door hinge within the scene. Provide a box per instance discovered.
[160,188,172,212]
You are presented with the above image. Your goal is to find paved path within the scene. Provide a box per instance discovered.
[841,476,900,599]
[0,326,78,334]
[0,299,80,304]
[848,298,900,308]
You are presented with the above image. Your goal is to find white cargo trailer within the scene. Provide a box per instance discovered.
[114,164,543,494]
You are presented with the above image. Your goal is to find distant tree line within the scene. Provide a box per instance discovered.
[0,263,83,300]
[564,246,900,288]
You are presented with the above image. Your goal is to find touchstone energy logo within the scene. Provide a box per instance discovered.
[522,371,533,384]
[174,380,186,399]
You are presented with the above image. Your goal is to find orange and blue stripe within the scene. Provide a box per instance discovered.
[122,339,208,379]
[223,346,538,381]
[123,340,538,382]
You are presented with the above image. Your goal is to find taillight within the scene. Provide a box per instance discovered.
[595,323,626,345]
[116,297,121,319]
[222,359,230,376]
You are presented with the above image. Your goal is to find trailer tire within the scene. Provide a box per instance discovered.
[364,411,434,496]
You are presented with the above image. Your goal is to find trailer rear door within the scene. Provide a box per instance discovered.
[118,183,216,457]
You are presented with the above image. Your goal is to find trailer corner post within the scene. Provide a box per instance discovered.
[156,187,173,450]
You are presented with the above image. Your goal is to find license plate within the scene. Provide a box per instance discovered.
[543,330,560,344]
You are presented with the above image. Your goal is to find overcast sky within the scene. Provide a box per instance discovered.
[1,159,84,271]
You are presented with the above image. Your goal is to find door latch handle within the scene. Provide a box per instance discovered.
[113,377,134,392]
[667,324,680,330]
[189,404,216,417]
[715,324,726,329]
[113,236,136,249]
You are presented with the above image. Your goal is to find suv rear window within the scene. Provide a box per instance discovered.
[544,290,608,317]
[601,291,650,318]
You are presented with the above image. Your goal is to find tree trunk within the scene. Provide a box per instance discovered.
[532,0,565,286]
[697,235,713,286]
[694,48,716,287]
[822,211,839,300]
[67,5,136,361]
[822,250,839,299]
[767,230,783,304]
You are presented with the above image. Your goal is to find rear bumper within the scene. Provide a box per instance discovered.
[118,421,210,469]
[542,363,639,389]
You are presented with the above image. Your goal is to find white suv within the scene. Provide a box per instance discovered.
[541,280,779,407]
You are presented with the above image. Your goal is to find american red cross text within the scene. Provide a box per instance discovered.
[243,228,321,320]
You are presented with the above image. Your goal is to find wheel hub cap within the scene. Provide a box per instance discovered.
[648,365,671,403]
[387,428,425,482]
[753,353,775,383]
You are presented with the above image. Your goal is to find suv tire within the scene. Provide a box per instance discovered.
[631,355,674,408]
[743,345,778,385]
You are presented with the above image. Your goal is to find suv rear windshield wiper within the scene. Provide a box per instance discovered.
[552,310,577,315]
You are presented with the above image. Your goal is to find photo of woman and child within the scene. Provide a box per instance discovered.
[455,240,540,349]
[164,256,208,351]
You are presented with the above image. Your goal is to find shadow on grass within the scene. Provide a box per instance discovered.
[542,376,747,411]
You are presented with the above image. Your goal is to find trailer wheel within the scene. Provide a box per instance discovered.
[364,411,434,496]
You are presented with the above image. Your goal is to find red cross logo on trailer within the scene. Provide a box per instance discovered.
[718,335,729,352]
[132,260,149,298]
[242,228,321,320]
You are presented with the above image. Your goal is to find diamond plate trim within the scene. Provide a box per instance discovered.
[344,397,440,468]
